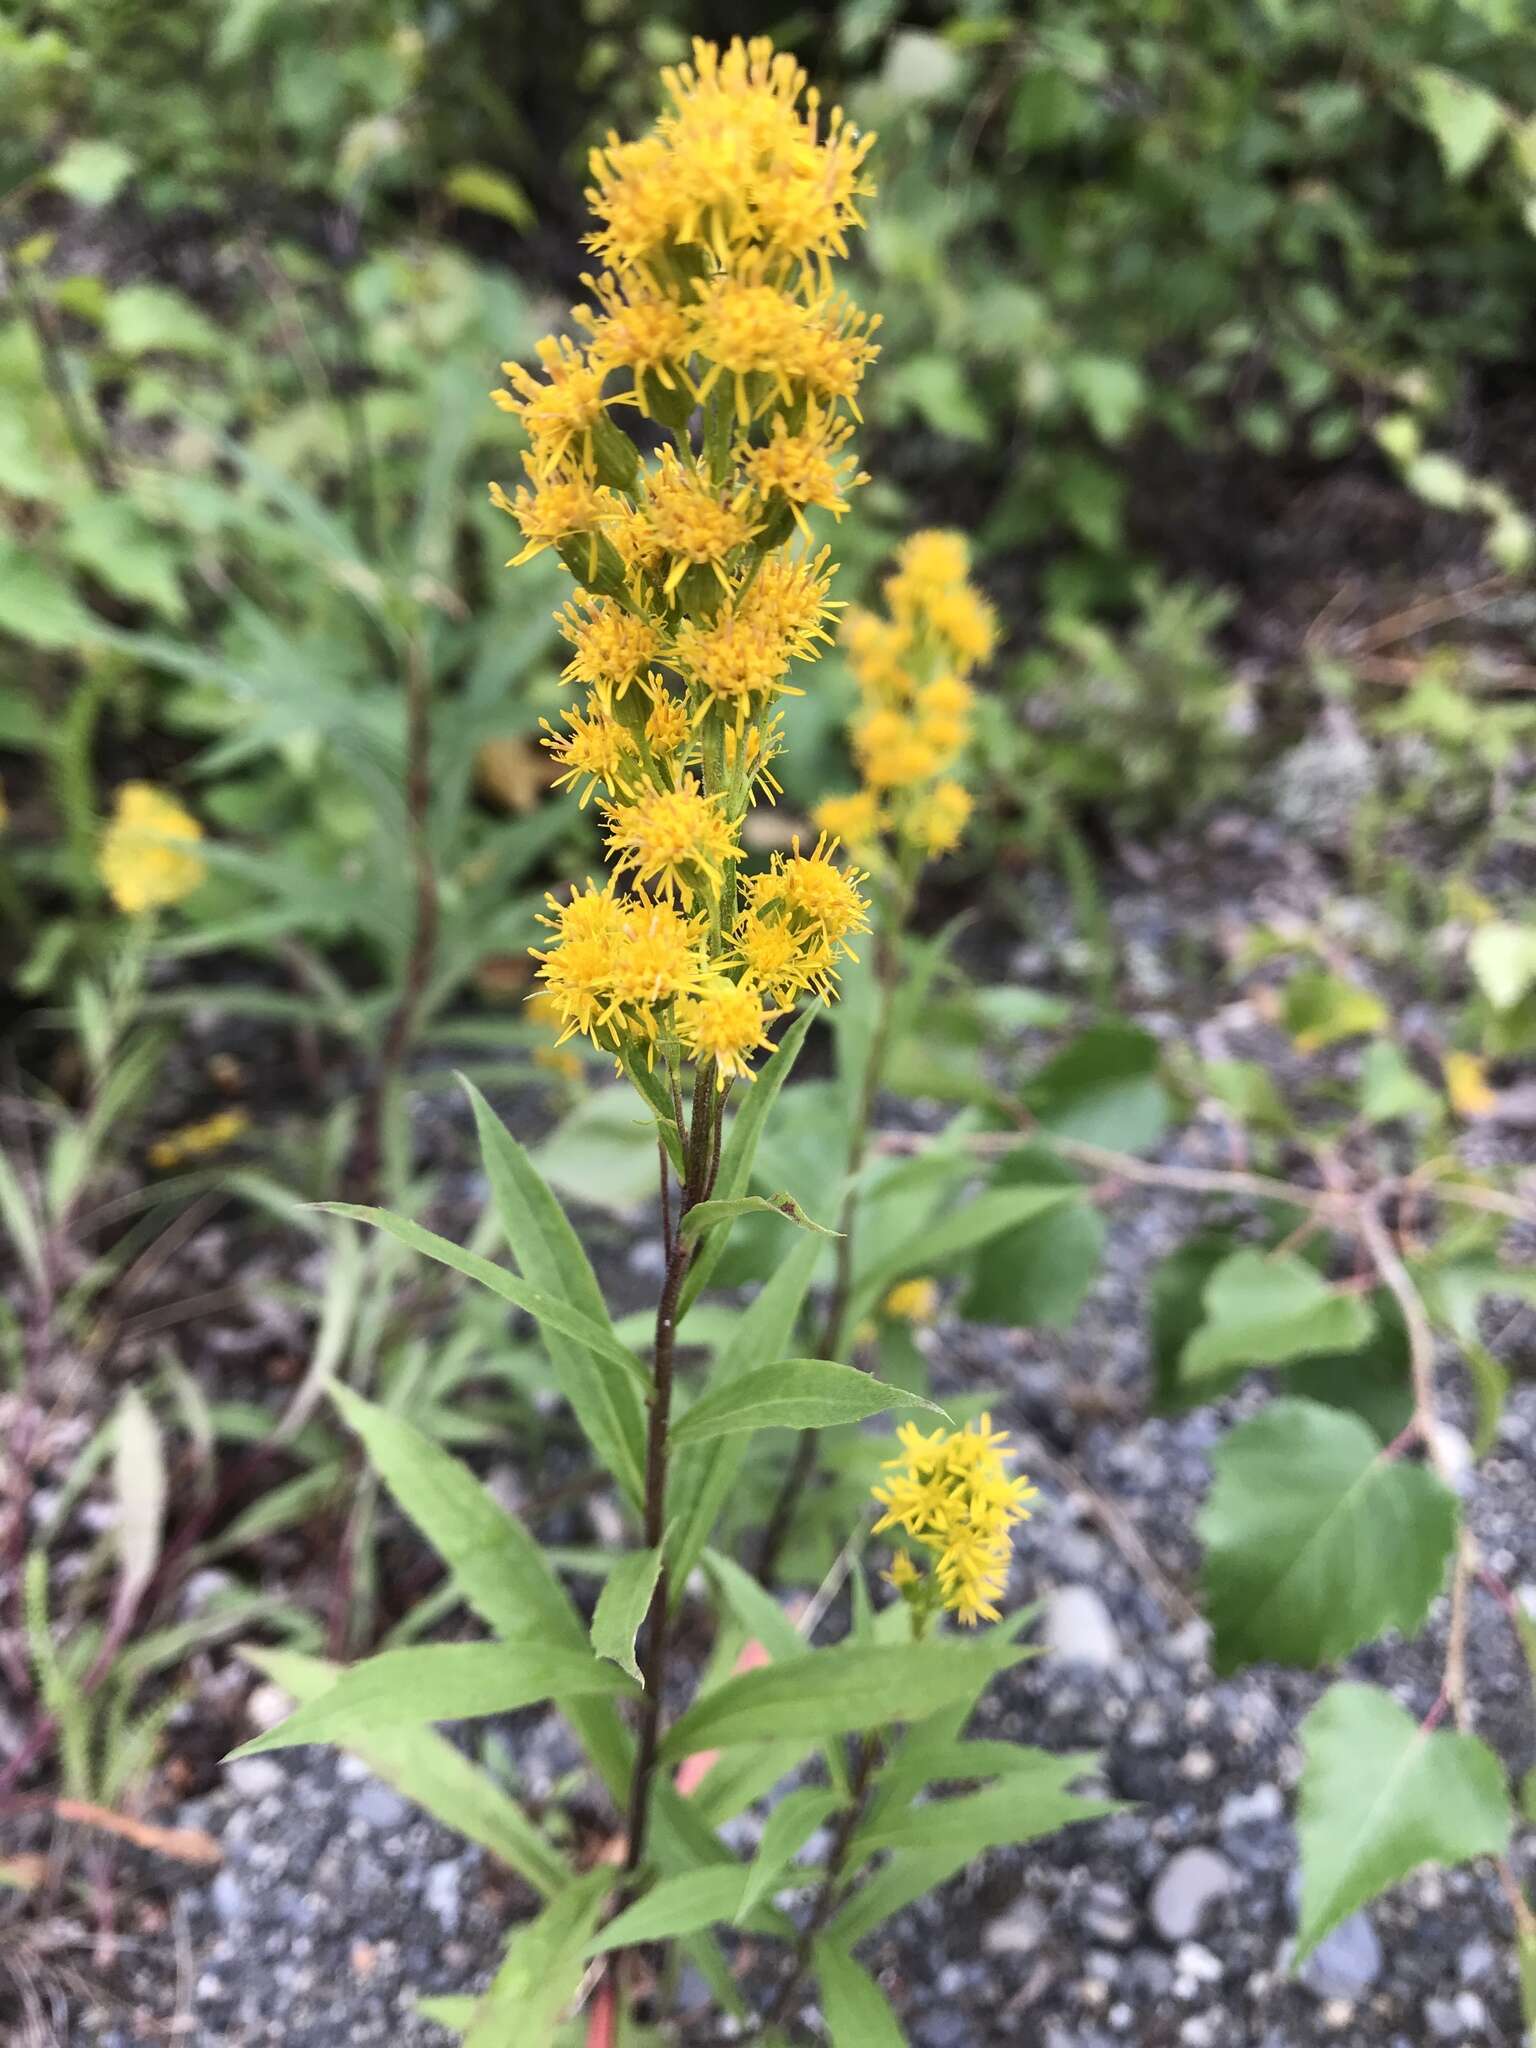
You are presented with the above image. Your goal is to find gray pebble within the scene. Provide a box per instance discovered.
[351,1782,409,1829]
[227,1755,287,1800]
[423,1858,462,1933]
[983,1898,1048,1956]
[1044,1585,1123,1670]
[210,1868,245,1926]
[1148,1848,1237,1943]
[1219,1784,1283,1832]
[1298,1911,1382,1999]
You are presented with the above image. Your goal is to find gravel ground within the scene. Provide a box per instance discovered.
[12,797,1535,2048]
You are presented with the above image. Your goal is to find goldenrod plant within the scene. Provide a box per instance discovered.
[230,43,1114,2044]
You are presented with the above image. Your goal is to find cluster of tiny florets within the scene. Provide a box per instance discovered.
[815,530,996,865]
[499,38,876,1086]
[872,1414,1036,1627]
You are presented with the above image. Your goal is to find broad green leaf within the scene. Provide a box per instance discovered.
[1296,1683,1509,1959]
[1200,1399,1458,1673]
[679,1193,839,1246]
[241,1646,568,1899]
[1148,1234,1237,1412]
[666,1236,822,1592]
[1358,1041,1439,1124]
[813,1941,908,2046]
[464,1871,612,2048]
[323,1201,645,1503]
[679,1003,820,1318]
[1181,1250,1376,1383]
[463,1080,646,1503]
[1020,1024,1170,1151]
[1411,65,1507,181]
[1467,921,1536,1013]
[671,1359,947,1447]
[852,1183,1077,1325]
[958,1147,1103,1329]
[1201,1059,1290,1131]
[737,1787,838,1923]
[584,1866,769,1954]
[1281,970,1387,1052]
[1065,354,1146,444]
[658,1638,1032,1764]
[591,1544,662,1684]
[104,283,223,357]
[1286,1296,1413,1445]
[49,138,134,206]
[231,1641,636,1756]
[851,1752,1116,1862]
[0,545,97,651]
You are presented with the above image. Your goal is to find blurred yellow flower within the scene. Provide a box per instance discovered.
[148,1107,248,1170]
[883,1275,939,1324]
[98,783,205,914]
[1444,1049,1496,1118]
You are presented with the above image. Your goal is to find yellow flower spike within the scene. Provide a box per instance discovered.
[505,36,874,1081]
[813,789,883,852]
[98,783,206,914]
[871,1414,1037,1628]
[903,780,973,857]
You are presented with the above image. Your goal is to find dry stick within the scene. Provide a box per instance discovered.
[353,633,439,1202]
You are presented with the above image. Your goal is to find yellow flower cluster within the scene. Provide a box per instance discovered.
[98,783,205,915]
[872,1414,1036,1627]
[815,530,996,865]
[500,38,876,1086]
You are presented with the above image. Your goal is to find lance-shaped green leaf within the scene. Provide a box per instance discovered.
[659,1638,1033,1764]
[590,1543,662,1683]
[583,1864,788,1955]
[666,1236,822,1593]
[1199,1399,1458,1673]
[322,1201,645,1502]
[1180,1250,1376,1383]
[813,1940,908,2047]
[463,1078,646,1503]
[679,1003,820,1319]
[850,1752,1118,1863]
[464,1871,612,2048]
[229,1641,635,1757]
[736,1787,839,1923]
[679,1191,839,1246]
[241,1646,568,1899]
[1296,1683,1510,1960]
[671,1359,947,1448]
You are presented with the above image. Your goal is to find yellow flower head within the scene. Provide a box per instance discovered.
[557,593,661,698]
[676,974,778,1087]
[883,1275,939,1324]
[602,776,738,902]
[642,450,758,594]
[541,698,636,806]
[752,834,870,949]
[493,468,611,570]
[494,335,610,478]
[872,1414,1036,1627]
[98,783,205,914]
[739,406,866,532]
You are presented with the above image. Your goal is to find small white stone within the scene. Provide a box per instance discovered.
[244,1681,295,1733]
[1043,1585,1122,1670]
